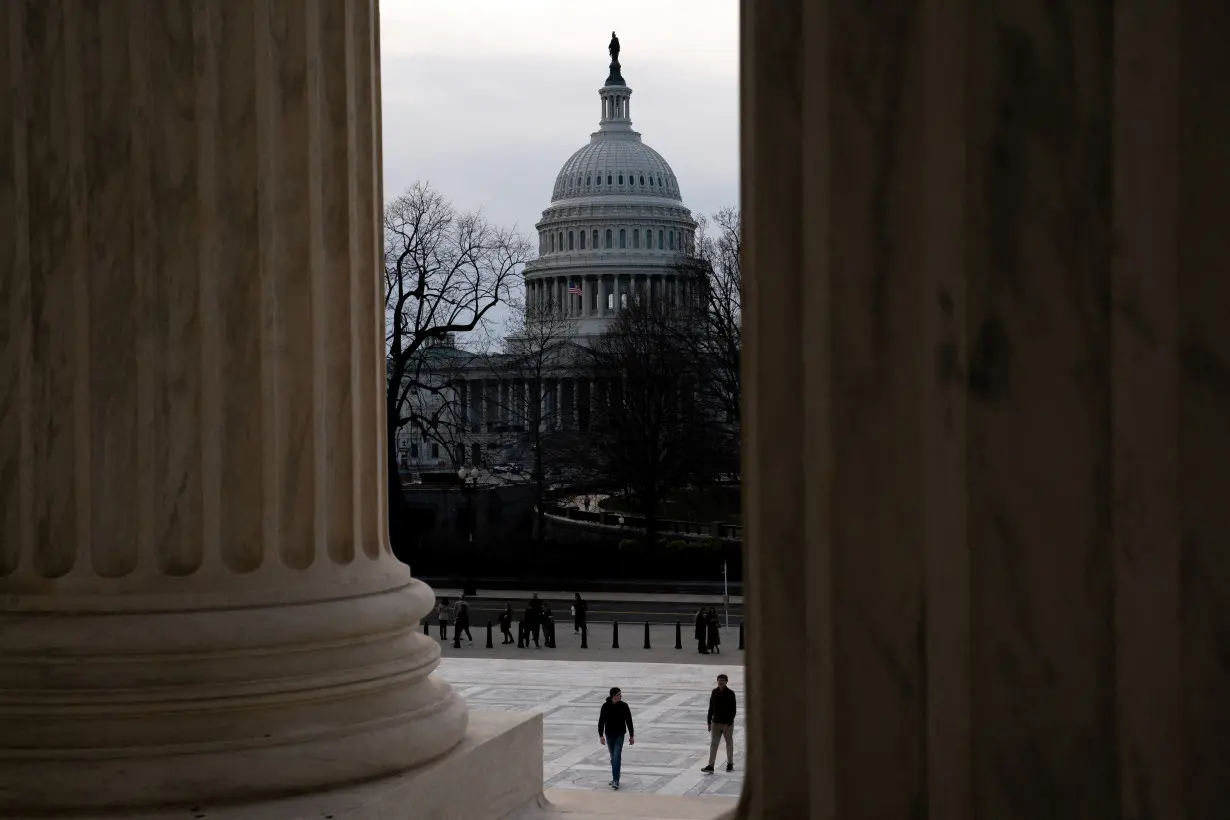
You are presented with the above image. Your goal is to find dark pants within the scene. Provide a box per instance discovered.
[501,623,513,644]
[697,637,708,654]
[529,623,540,646]
[574,616,585,633]
[457,622,472,641]
[607,734,626,784]
[440,620,449,640]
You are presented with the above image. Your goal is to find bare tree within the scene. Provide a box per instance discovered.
[685,207,742,426]
[384,182,532,552]
[584,297,711,544]
[484,297,578,541]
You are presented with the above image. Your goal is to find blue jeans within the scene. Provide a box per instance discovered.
[607,733,625,783]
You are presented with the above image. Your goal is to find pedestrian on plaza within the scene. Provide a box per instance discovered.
[542,602,555,648]
[701,674,736,774]
[453,595,473,644]
[528,593,546,648]
[572,592,588,634]
[694,608,709,654]
[525,602,540,648]
[706,607,721,654]
[598,686,635,790]
[499,603,514,644]
[437,597,450,641]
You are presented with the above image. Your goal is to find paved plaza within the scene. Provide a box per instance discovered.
[438,658,746,798]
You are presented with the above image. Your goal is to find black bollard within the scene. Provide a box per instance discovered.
[612,621,620,649]
[675,621,682,649]
[486,621,494,649]
[581,624,589,649]
[453,626,461,649]
[738,621,745,650]
[644,621,651,649]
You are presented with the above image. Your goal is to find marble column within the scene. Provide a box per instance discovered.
[738,0,1229,819]
[0,2,467,813]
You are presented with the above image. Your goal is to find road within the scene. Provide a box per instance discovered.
[431,596,744,627]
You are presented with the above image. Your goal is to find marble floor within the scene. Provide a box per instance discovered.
[438,658,745,798]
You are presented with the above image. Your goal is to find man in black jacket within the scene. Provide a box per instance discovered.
[598,686,635,789]
[701,674,736,773]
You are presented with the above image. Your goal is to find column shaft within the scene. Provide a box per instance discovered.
[0,2,466,812]
[739,0,1229,818]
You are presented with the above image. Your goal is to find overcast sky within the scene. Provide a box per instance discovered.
[379,0,740,336]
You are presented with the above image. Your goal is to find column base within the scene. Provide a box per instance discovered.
[34,710,543,820]
[508,790,737,820]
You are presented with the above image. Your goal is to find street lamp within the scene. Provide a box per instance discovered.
[457,466,478,596]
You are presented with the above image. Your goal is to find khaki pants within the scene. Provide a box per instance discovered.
[708,722,733,767]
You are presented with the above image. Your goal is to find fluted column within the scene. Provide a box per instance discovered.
[0,2,466,813]
[739,0,1228,818]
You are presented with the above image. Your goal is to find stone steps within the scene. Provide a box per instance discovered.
[503,789,737,820]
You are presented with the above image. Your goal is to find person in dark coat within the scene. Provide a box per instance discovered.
[706,607,721,654]
[499,603,514,645]
[454,595,473,644]
[572,592,588,634]
[598,686,635,790]
[542,602,555,648]
[525,598,541,648]
[701,673,737,773]
[695,608,709,654]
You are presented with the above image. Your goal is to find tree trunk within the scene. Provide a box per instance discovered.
[533,436,545,547]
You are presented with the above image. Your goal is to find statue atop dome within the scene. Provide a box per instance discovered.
[606,32,625,85]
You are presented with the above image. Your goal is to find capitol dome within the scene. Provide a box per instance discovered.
[550,131,682,203]
[523,38,700,343]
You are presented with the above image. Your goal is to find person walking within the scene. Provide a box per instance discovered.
[695,608,709,654]
[706,607,721,654]
[598,686,635,790]
[701,673,736,773]
[499,603,514,645]
[454,595,473,644]
[572,592,588,634]
[437,597,450,641]
[525,601,540,648]
[527,593,544,648]
[542,602,556,648]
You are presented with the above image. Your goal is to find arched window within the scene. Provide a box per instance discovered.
[558,232,563,251]
[648,176,654,186]
[587,175,591,186]
[568,231,574,250]
[618,174,624,184]
[607,175,612,185]
[592,229,599,248]
[619,229,626,248]
[640,175,645,185]
[605,229,612,249]
[580,231,586,250]
[550,233,556,252]
[658,230,664,250]
[633,229,640,249]
[596,175,601,185]
[669,231,675,250]
[658,176,663,187]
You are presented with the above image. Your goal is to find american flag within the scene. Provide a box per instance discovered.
[567,280,582,296]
